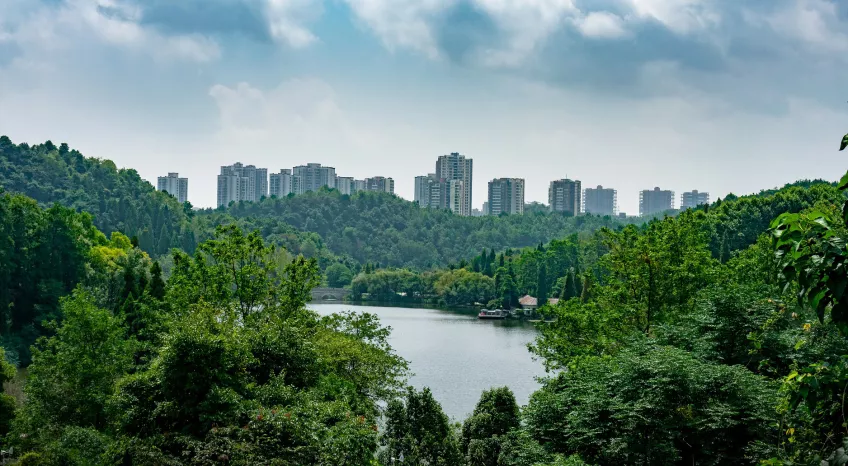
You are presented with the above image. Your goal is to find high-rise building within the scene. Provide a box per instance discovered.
[549,179,582,215]
[482,202,490,216]
[680,190,710,210]
[270,169,299,198]
[292,163,337,193]
[217,163,268,207]
[415,175,433,205]
[335,176,356,195]
[364,176,395,194]
[354,179,366,192]
[639,187,675,216]
[415,174,451,210]
[157,172,188,204]
[487,178,525,215]
[583,185,617,216]
[448,180,466,215]
[435,152,473,216]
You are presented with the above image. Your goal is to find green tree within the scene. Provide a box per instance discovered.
[524,342,779,466]
[13,291,131,450]
[378,387,462,466]
[148,261,165,301]
[461,387,520,466]
[559,269,578,301]
[537,264,548,307]
[325,262,354,288]
[0,347,17,444]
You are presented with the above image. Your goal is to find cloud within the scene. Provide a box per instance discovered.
[763,0,848,55]
[264,0,323,47]
[343,0,451,59]
[0,0,221,64]
[208,79,370,149]
[574,11,628,38]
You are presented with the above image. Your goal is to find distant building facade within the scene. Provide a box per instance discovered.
[335,176,356,195]
[680,190,710,210]
[217,163,268,207]
[364,176,395,194]
[583,185,617,216]
[293,163,336,193]
[270,169,299,198]
[415,174,451,210]
[435,152,473,216]
[639,187,675,216]
[157,172,188,204]
[549,179,582,215]
[487,178,525,215]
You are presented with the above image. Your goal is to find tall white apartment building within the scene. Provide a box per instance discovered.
[583,185,617,216]
[487,178,525,215]
[157,172,188,204]
[639,187,675,216]
[217,163,268,207]
[680,190,710,210]
[293,163,336,193]
[435,152,473,216]
[549,179,582,215]
[364,176,395,194]
[336,176,356,195]
[270,169,300,198]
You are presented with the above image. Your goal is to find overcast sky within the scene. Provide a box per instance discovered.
[1,0,847,213]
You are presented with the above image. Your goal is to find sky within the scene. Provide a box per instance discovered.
[1,0,847,214]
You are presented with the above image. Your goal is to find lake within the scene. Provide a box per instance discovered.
[310,303,547,421]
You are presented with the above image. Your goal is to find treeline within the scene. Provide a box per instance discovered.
[0,137,197,256]
[349,183,845,310]
[210,189,639,270]
[1,136,643,274]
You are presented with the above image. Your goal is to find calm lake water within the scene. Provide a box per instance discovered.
[310,303,547,421]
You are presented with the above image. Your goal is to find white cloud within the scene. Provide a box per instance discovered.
[208,79,373,149]
[574,11,628,39]
[625,0,720,34]
[342,0,452,59]
[2,0,221,64]
[470,0,578,67]
[263,0,323,48]
[765,0,848,55]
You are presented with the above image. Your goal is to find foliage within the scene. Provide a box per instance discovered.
[0,136,196,257]
[524,341,779,466]
[0,192,103,365]
[378,387,463,466]
[12,291,131,452]
[0,347,16,446]
[461,387,521,466]
[325,262,354,288]
[6,225,408,464]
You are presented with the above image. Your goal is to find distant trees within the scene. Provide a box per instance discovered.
[461,387,520,466]
[325,262,354,288]
[378,387,462,466]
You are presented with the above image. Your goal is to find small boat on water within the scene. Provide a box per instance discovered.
[478,309,507,320]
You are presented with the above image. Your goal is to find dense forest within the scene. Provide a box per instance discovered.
[349,182,844,308]
[3,131,848,464]
[0,136,643,275]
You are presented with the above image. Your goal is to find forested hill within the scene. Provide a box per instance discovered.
[201,191,641,269]
[2,136,844,272]
[0,136,195,255]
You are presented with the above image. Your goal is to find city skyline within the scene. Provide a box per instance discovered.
[2,1,843,215]
[162,160,719,217]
